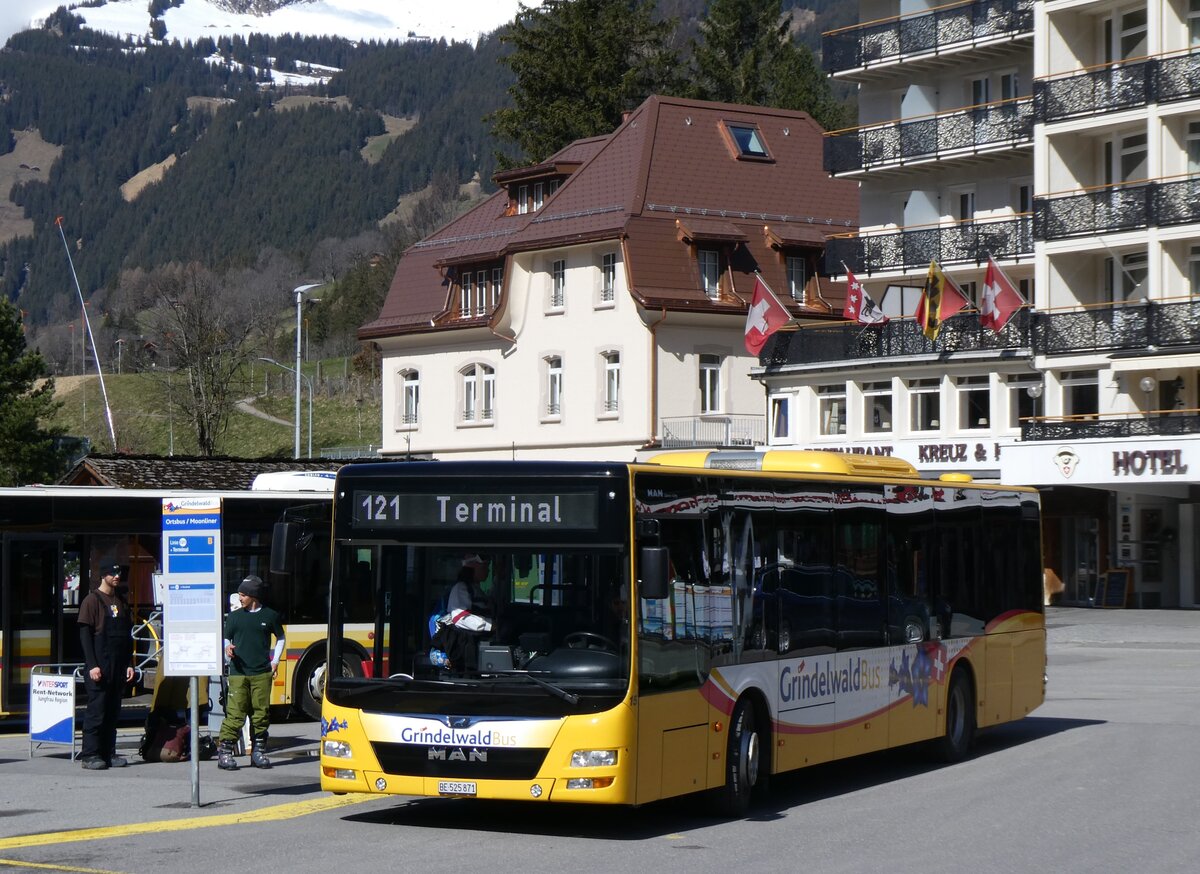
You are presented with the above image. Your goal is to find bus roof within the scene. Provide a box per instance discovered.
[251,470,338,492]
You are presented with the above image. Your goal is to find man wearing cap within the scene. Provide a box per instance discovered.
[217,575,285,770]
[78,564,136,770]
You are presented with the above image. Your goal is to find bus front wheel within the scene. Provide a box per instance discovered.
[295,650,362,721]
[933,668,976,762]
[715,698,762,818]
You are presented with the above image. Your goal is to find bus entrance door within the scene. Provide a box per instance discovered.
[1,536,63,714]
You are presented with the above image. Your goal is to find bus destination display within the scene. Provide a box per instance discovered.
[352,491,597,531]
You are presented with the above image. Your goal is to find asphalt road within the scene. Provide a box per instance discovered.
[1,606,1197,874]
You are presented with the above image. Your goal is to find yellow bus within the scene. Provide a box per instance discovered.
[0,479,350,720]
[317,452,1045,814]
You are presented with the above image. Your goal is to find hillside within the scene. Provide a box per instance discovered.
[51,364,383,458]
[0,0,855,379]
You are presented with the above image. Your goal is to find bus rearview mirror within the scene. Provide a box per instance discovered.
[270,522,299,576]
[639,546,669,600]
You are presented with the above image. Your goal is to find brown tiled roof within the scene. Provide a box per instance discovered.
[362,95,858,339]
[59,455,348,491]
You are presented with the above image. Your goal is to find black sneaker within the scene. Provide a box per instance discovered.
[81,757,109,770]
[108,755,128,768]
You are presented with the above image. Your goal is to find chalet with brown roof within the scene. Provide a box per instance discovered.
[361,95,858,460]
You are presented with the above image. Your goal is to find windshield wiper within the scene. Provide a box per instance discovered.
[501,670,579,704]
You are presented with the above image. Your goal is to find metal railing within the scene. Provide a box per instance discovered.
[318,444,381,459]
[1035,51,1200,124]
[822,0,1033,74]
[661,415,766,449]
[761,298,1200,367]
[826,215,1031,274]
[1034,178,1200,241]
[1022,412,1200,441]
[825,98,1032,174]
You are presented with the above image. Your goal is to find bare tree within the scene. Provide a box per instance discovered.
[144,263,272,456]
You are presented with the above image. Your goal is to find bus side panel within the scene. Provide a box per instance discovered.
[635,690,709,803]
[832,651,890,759]
[983,636,1015,728]
[1011,626,1047,719]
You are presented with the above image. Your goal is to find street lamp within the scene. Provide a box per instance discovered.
[1140,376,1157,416]
[259,357,315,458]
[1026,382,1043,418]
[293,283,323,458]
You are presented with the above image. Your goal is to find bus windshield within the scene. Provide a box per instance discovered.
[328,542,630,716]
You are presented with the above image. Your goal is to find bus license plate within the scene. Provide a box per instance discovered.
[438,781,477,796]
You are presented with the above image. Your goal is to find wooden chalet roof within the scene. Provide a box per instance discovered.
[361,95,859,339]
[59,455,346,491]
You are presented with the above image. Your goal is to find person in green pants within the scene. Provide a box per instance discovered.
[218,575,285,770]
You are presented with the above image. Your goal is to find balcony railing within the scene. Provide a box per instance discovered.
[1034,177,1200,241]
[1022,412,1200,441]
[825,98,1032,175]
[827,216,1031,274]
[1035,51,1200,124]
[761,298,1200,367]
[661,415,765,449]
[822,0,1033,74]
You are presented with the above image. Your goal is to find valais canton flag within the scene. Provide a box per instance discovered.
[980,255,1025,333]
[842,267,888,325]
[744,274,790,355]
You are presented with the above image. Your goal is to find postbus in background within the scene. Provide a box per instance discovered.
[317,452,1046,814]
[0,476,342,720]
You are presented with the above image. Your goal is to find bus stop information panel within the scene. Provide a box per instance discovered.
[161,497,223,677]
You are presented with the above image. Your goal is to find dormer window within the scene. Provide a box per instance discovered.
[725,122,771,160]
[452,261,505,318]
[518,184,529,215]
[533,182,544,211]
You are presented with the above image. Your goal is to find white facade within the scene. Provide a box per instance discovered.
[764,0,1200,608]
[379,239,759,461]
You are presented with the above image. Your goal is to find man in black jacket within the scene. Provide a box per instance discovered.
[77,564,135,770]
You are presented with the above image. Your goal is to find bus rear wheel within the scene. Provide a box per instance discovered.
[714,698,763,818]
[295,651,362,721]
[933,668,976,762]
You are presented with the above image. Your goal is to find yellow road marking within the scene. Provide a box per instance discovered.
[0,794,371,851]
[0,860,125,873]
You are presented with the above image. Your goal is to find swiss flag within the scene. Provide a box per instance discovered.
[744,274,790,355]
[842,267,888,325]
[980,255,1025,333]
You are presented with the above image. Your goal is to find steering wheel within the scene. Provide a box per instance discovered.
[563,631,617,651]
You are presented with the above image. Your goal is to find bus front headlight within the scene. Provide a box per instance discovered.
[570,749,617,768]
[323,739,352,759]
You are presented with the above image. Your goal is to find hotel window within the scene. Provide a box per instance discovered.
[969,76,990,107]
[1105,132,1147,184]
[1191,0,1200,47]
[957,376,991,429]
[818,384,846,435]
[909,378,941,431]
[461,364,495,423]
[491,267,503,309]
[1062,370,1099,418]
[787,256,807,303]
[600,252,617,303]
[1105,252,1147,302]
[1187,121,1200,175]
[602,352,621,414]
[533,182,544,211]
[1000,72,1019,101]
[770,395,791,442]
[863,381,892,433]
[545,356,563,417]
[1007,374,1042,427]
[699,249,720,298]
[699,354,723,414]
[460,272,472,317]
[517,184,529,215]
[550,259,566,309]
[1189,245,1200,295]
[399,369,419,426]
[475,270,487,316]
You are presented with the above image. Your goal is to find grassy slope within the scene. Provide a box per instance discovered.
[51,364,382,458]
